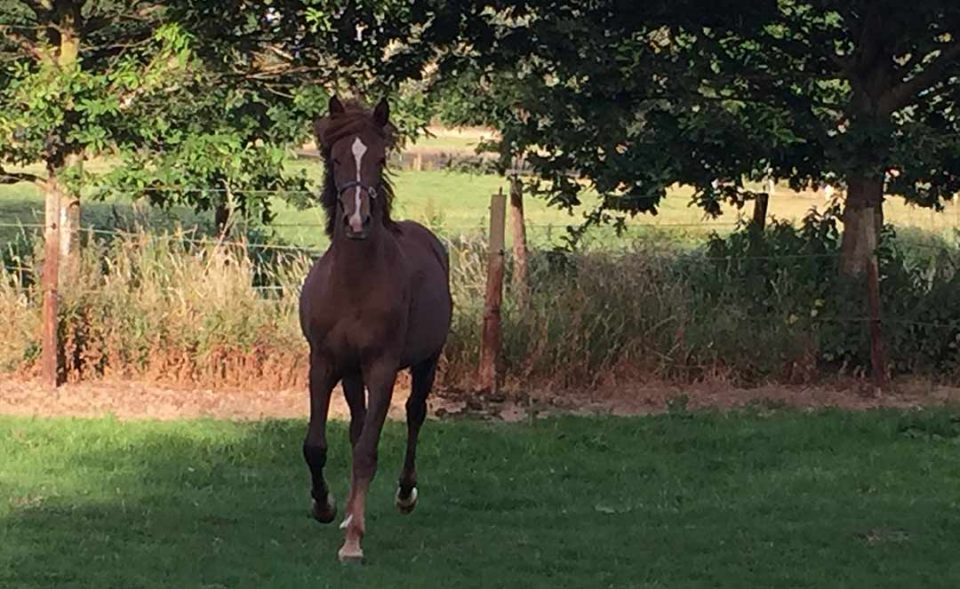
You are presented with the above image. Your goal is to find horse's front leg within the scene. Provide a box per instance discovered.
[338,359,398,563]
[303,351,339,524]
[338,372,366,530]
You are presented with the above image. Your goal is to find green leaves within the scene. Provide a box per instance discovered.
[0,0,466,222]
[448,0,960,246]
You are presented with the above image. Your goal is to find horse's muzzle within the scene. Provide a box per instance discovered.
[344,213,371,239]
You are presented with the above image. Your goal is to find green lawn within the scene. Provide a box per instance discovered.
[3,410,960,588]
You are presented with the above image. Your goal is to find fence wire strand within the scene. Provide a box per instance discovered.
[2,231,960,336]
[4,223,959,262]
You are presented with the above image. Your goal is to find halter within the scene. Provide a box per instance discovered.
[337,180,378,201]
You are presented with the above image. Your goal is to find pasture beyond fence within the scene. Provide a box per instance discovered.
[4,180,960,391]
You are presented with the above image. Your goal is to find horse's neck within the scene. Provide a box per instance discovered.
[329,230,391,281]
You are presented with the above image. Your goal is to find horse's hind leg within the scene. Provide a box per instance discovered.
[397,354,439,514]
[303,352,338,524]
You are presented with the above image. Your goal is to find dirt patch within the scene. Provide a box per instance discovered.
[1,376,959,422]
[542,379,960,415]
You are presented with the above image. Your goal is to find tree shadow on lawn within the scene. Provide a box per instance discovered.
[2,419,600,589]
[3,413,960,588]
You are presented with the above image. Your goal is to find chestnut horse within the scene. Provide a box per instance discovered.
[298,96,452,563]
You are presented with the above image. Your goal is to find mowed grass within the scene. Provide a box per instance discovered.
[4,162,960,250]
[3,410,960,588]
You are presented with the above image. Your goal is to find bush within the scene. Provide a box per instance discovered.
[695,211,960,379]
[2,214,959,389]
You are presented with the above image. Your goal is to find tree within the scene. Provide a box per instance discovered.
[0,1,202,252]
[0,0,203,385]
[93,0,503,232]
[1,1,493,240]
[697,0,960,277]
[0,1,494,385]
[469,1,960,276]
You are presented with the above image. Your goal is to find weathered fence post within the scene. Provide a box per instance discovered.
[866,254,888,390]
[508,174,529,308]
[479,189,507,393]
[41,176,62,388]
[752,191,769,231]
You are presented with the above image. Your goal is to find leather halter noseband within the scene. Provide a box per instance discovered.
[336,180,378,202]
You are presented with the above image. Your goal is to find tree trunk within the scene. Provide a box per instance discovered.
[53,1,82,282]
[840,175,884,278]
[59,153,81,283]
[41,169,63,388]
[39,0,82,387]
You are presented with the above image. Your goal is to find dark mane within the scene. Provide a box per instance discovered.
[314,100,398,237]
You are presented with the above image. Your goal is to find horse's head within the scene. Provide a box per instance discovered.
[314,96,393,240]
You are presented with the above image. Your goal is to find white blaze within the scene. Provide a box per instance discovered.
[350,137,367,231]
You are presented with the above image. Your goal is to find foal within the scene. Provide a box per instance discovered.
[298,96,452,563]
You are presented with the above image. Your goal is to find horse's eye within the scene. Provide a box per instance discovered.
[332,158,341,166]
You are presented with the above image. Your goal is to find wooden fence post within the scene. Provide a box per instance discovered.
[479,189,507,393]
[509,174,529,308]
[41,177,62,388]
[752,191,769,231]
[866,253,888,391]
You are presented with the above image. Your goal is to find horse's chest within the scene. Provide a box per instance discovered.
[314,304,405,359]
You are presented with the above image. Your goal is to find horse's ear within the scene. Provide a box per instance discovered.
[313,116,331,149]
[329,95,345,116]
[373,98,389,127]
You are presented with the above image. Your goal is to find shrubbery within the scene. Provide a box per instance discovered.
[2,212,959,388]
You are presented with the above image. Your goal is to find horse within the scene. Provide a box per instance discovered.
[298,95,452,563]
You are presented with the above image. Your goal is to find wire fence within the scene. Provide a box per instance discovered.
[3,219,960,261]
[4,219,960,385]
[2,186,960,306]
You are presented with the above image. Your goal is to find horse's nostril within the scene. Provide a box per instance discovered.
[363,215,371,227]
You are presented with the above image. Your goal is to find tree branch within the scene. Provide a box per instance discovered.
[881,41,960,114]
[0,26,45,61]
[20,0,52,17]
[0,168,44,185]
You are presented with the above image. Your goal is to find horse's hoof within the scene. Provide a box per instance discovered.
[311,493,336,524]
[396,486,418,514]
[337,545,364,564]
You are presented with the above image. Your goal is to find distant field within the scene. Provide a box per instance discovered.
[3,152,960,250]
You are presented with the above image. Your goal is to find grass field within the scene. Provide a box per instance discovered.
[4,164,960,250]
[3,410,960,587]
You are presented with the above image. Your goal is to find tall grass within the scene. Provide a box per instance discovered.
[1,230,310,386]
[2,216,960,389]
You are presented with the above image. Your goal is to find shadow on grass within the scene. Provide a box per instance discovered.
[3,412,960,588]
